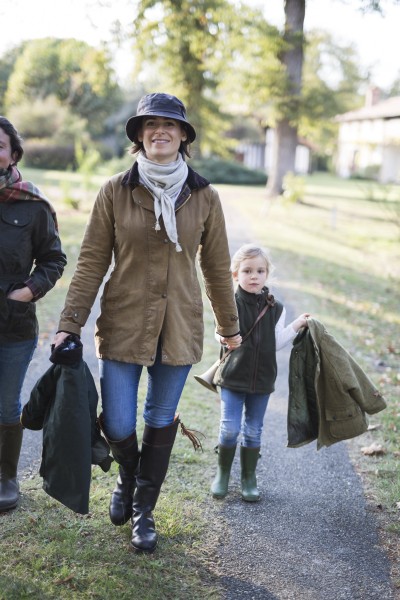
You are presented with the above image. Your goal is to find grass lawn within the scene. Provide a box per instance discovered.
[0,169,398,598]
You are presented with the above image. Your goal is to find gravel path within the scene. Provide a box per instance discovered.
[17,192,396,599]
[207,342,394,600]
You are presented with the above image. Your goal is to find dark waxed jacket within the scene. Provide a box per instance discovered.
[214,286,283,394]
[287,318,387,450]
[0,200,67,343]
[21,358,112,514]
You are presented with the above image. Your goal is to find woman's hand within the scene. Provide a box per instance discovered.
[53,331,71,348]
[219,333,242,350]
[293,313,311,332]
[7,286,34,302]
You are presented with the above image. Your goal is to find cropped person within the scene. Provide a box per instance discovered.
[211,243,309,502]
[0,117,66,511]
[53,93,240,553]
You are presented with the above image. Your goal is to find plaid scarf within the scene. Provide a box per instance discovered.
[0,166,58,230]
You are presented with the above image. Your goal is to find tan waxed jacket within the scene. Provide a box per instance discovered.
[58,165,239,366]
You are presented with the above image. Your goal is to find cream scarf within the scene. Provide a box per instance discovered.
[137,152,188,252]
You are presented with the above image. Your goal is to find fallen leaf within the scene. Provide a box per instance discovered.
[361,442,387,456]
[54,575,74,585]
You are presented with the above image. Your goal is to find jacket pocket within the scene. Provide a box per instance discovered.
[0,208,32,271]
[4,298,37,339]
[325,405,368,440]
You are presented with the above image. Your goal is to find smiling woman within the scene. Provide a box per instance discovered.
[52,92,241,555]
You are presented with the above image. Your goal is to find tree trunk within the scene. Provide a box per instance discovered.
[266,0,305,197]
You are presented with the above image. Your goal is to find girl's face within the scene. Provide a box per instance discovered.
[0,127,15,170]
[234,256,268,294]
[138,116,187,164]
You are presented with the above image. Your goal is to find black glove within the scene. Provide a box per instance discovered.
[50,334,83,366]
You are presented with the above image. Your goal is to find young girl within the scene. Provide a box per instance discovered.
[211,243,309,502]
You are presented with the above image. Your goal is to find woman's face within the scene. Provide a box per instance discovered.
[0,127,15,170]
[138,116,187,164]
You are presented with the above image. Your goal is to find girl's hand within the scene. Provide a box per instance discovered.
[293,313,311,332]
[219,333,242,350]
[7,286,34,302]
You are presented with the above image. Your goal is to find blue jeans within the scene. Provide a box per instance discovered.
[218,387,270,448]
[99,348,192,441]
[0,337,38,424]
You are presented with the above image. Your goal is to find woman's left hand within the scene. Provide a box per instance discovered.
[7,286,34,302]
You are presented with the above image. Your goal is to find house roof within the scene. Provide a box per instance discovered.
[335,95,400,122]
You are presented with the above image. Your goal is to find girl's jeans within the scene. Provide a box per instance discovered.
[218,387,270,448]
[0,337,38,424]
[99,346,192,441]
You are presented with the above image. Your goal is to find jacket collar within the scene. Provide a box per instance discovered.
[236,285,272,305]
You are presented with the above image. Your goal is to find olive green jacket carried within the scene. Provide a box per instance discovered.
[58,164,239,365]
[287,318,386,450]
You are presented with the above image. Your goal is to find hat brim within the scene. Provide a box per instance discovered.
[126,112,196,144]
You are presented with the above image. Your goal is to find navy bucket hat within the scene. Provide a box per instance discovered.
[125,93,196,144]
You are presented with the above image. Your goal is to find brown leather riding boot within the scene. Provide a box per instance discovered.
[130,418,180,553]
[98,414,140,526]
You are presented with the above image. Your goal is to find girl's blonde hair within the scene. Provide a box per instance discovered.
[231,243,275,279]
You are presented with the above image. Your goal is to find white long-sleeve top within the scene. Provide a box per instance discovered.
[275,307,298,350]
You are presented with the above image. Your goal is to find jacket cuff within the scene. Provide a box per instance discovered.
[24,278,42,301]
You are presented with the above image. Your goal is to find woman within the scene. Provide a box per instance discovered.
[0,117,67,511]
[53,93,241,553]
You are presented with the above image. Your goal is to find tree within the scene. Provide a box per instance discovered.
[266,0,400,197]
[132,0,238,156]
[5,38,122,138]
[300,31,366,157]
[266,0,305,197]
[0,45,26,115]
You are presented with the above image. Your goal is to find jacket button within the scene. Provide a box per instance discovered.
[150,356,155,361]
[162,293,167,298]
[164,239,168,244]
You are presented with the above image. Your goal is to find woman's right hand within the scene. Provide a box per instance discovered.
[53,331,71,348]
[219,333,242,350]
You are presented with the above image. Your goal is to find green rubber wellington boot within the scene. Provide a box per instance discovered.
[210,445,236,499]
[240,446,261,502]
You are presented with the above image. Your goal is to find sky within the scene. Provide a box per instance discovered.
[1,0,400,91]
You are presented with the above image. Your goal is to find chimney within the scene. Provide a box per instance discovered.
[365,86,381,107]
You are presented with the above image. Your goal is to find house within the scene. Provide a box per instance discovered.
[236,127,314,175]
[335,88,400,183]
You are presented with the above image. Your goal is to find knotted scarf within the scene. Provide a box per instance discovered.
[0,166,58,230]
[136,152,188,252]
